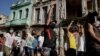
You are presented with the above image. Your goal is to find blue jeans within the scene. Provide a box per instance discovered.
[24,47,33,56]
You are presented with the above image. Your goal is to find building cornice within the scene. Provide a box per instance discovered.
[11,2,31,9]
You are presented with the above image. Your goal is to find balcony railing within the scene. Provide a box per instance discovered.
[5,21,11,27]
[11,1,31,9]
[34,0,48,4]
[42,0,48,2]
[10,18,29,26]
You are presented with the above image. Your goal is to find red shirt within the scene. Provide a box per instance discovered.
[0,37,5,46]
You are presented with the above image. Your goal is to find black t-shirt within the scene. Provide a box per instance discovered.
[43,25,57,48]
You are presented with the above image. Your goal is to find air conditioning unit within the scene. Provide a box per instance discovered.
[42,0,48,2]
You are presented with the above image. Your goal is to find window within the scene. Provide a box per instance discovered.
[0,18,2,20]
[26,8,29,18]
[19,10,22,19]
[77,0,82,17]
[43,6,47,23]
[36,8,40,23]
[52,4,56,20]
[87,0,92,10]
[98,0,100,10]
[13,12,15,19]
[36,0,41,3]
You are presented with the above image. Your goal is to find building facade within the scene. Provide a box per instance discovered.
[5,0,34,31]
[31,0,66,34]
[32,0,56,25]
[0,14,8,32]
[2,0,100,55]
[0,14,7,26]
[32,0,66,25]
[31,0,56,34]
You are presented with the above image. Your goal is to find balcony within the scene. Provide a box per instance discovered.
[33,0,41,4]
[11,1,31,9]
[10,18,29,26]
[36,0,41,3]
[5,21,11,27]
[42,0,48,2]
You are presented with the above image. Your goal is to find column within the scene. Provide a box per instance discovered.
[93,0,98,22]
[40,7,44,24]
[82,0,88,16]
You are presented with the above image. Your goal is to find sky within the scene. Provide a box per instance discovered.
[0,0,18,16]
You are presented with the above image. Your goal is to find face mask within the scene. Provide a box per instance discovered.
[17,33,21,37]
[10,30,14,33]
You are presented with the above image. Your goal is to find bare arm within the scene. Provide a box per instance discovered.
[66,21,74,49]
[46,5,53,25]
[67,21,74,30]
[66,21,74,40]
[81,25,85,36]
[88,24,100,42]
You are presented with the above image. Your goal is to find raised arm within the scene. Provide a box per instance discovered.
[46,5,54,25]
[67,21,74,30]
[88,23,100,43]
[66,21,74,38]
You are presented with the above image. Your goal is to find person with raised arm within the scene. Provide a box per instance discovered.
[43,4,57,56]
[84,12,100,56]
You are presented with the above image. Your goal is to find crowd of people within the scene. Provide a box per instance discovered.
[0,28,46,56]
[0,5,100,56]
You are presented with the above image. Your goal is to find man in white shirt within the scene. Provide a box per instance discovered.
[12,31,22,56]
[37,31,44,56]
[4,28,15,56]
[38,31,44,48]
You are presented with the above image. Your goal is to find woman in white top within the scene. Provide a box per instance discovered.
[77,25,85,56]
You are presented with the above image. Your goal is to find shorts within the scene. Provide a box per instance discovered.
[4,46,11,56]
[24,47,33,56]
[66,48,76,56]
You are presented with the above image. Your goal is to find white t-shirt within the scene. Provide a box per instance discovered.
[78,34,85,51]
[21,39,26,52]
[38,36,44,48]
[4,33,15,48]
[15,36,22,47]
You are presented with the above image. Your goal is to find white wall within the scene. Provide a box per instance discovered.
[0,15,7,24]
